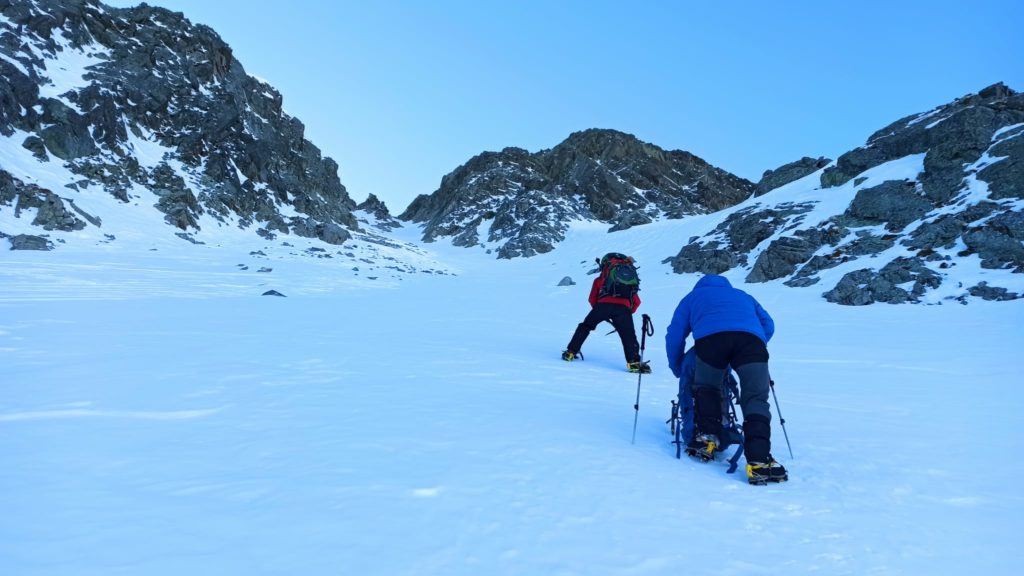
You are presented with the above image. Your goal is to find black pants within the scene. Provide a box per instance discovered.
[566,303,641,363]
[692,331,773,462]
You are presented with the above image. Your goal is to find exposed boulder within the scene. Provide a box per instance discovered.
[609,209,654,232]
[31,191,87,231]
[8,234,54,251]
[290,218,351,245]
[961,210,1024,272]
[968,282,1021,301]
[665,242,740,275]
[22,135,48,161]
[824,257,942,305]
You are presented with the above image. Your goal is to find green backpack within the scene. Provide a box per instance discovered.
[598,253,639,300]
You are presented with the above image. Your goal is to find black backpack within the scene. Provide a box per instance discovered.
[597,253,640,300]
[668,352,746,473]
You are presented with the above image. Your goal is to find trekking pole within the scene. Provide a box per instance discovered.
[769,379,794,459]
[631,314,654,445]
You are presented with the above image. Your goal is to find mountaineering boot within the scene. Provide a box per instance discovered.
[746,456,788,485]
[627,361,651,374]
[685,433,718,462]
[562,350,582,361]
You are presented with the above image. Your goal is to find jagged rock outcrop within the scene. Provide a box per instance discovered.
[824,257,943,305]
[4,232,53,250]
[755,156,831,196]
[666,83,1024,303]
[820,83,1023,193]
[399,129,754,258]
[355,194,402,230]
[1,170,87,230]
[0,0,359,245]
[667,202,820,275]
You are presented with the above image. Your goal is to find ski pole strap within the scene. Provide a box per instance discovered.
[639,314,653,352]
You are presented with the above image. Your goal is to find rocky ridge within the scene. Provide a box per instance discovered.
[665,83,1023,303]
[399,128,755,259]
[0,0,381,249]
[2,2,1019,304]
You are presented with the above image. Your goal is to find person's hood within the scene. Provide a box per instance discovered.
[694,275,733,289]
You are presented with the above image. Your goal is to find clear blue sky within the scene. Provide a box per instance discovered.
[106,0,1023,211]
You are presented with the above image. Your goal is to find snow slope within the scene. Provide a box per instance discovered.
[2,197,1021,575]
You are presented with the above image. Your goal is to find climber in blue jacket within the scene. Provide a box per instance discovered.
[665,274,787,485]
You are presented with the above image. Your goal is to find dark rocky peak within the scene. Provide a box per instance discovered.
[400,128,754,259]
[552,128,665,163]
[400,146,542,226]
[355,193,401,230]
[666,83,1023,304]
[356,193,390,214]
[544,128,754,216]
[423,146,543,208]
[1,0,359,248]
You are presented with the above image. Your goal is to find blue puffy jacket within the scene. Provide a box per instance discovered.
[665,275,774,377]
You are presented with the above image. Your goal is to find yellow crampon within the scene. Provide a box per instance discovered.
[627,361,651,374]
[746,459,789,484]
[686,436,717,462]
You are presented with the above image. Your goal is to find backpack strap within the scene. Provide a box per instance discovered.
[668,400,683,459]
[726,442,744,474]
[723,370,744,473]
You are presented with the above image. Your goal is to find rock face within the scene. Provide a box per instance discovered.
[755,156,831,196]
[820,83,1023,196]
[0,0,360,245]
[399,129,754,258]
[665,83,1024,304]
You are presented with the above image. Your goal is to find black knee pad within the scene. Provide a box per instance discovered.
[743,414,772,462]
[743,414,771,437]
[693,387,723,437]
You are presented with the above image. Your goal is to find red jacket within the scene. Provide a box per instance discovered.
[589,276,640,313]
